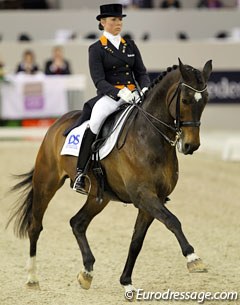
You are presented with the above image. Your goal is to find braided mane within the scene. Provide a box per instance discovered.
[145,64,204,97]
[147,64,179,94]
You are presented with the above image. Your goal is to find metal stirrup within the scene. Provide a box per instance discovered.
[73,174,91,195]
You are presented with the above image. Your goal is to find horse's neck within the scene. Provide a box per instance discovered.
[143,70,180,123]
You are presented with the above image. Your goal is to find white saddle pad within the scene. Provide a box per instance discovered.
[61,105,134,160]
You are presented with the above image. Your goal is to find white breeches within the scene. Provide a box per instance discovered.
[89,91,141,134]
[89,95,126,134]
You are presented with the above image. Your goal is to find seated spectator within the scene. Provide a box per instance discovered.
[0,0,22,9]
[177,31,189,40]
[16,49,39,74]
[17,32,32,42]
[118,0,132,8]
[215,31,229,39]
[160,0,181,9]
[84,32,98,40]
[22,0,49,9]
[132,0,153,8]
[141,32,150,41]
[122,32,134,40]
[54,29,76,43]
[44,46,71,75]
[197,0,223,8]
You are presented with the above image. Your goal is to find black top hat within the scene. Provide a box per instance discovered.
[96,4,126,21]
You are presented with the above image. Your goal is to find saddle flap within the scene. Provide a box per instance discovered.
[61,105,134,160]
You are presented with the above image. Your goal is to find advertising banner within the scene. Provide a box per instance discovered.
[149,71,240,104]
[0,74,86,119]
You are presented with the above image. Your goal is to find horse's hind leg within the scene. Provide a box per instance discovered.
[26,166,65,287]
[70,194,109,290]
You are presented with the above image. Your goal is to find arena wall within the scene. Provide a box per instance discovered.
[0,9,240,40]
[1,40,240,94]
[59,0,236,10]
[0,9,239,130]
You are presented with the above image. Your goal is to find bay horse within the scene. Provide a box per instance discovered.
[7,58,212,297]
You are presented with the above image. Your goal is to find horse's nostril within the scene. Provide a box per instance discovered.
[184,143,199,154]
[184,143,191,153]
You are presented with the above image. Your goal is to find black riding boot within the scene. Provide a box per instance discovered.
[72,126,96,194]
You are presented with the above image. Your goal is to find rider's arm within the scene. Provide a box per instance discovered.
[88,43,120,100]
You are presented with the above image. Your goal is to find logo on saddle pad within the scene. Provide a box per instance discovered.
[61,105,134,159]
[68,134,80,145]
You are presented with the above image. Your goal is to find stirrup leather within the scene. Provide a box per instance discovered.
[73,173,91,195]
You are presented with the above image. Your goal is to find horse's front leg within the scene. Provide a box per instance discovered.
[138,193,207,273]
[120,209,154,300]
[157,204,207,273]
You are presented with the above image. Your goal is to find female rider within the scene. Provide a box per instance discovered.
[73,3,150,193]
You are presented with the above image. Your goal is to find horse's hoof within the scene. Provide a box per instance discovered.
[77,271,93,290]
[187,258,208,273]
[124,290,136,302]
[124,285,137,302]
[25,281,40,289]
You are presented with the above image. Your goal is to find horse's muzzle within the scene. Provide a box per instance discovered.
[182,142,200,155]
[177,138,200,154]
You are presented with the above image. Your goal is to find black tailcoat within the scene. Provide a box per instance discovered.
[65,36,151,134]
[88,36,151,101]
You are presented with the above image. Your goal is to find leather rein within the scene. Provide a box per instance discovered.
[135,82,208,147]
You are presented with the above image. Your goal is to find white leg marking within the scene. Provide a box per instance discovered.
[26,256,39,284]
[124,284,137,292]
[82,268,93,277]
[187,253,200,263]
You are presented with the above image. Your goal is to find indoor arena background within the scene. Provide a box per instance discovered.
[0,1,240,304]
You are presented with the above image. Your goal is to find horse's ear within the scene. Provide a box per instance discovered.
[178,57,183,66]
[178,57,190,81]
[178,57,184,72]
[202,60,212,82]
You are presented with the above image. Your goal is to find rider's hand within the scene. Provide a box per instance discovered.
[117,87,134,103]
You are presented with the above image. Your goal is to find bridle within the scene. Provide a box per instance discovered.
[135,81,208,147]
[92,81,208,152]
[170,82,208,131]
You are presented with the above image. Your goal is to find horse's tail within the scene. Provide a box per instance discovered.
[6,168,34,239]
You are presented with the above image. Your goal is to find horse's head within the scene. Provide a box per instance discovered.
[170,58,212,155]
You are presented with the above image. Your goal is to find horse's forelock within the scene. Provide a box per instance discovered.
[184,65,204,86]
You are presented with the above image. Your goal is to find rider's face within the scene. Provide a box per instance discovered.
[101,17,123,35]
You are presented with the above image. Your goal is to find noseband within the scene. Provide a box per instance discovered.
[170,82,208,132]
